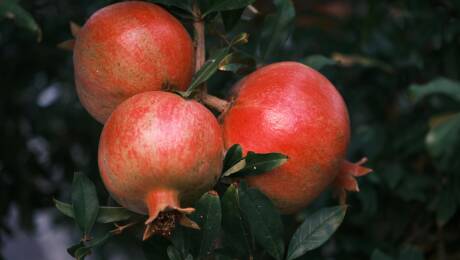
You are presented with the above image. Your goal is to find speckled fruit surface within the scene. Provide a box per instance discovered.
[98,91,223,223]
[74,1,194,123]
[222,62,351,213]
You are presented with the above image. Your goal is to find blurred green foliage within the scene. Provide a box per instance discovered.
[1,0,460,259]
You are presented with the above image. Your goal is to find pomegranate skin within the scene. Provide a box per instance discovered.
[74,1,194,123]
[222,62,350,214]
[98,91,223,221]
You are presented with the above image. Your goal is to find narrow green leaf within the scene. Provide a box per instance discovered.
[54,199,136,223]
[435,186,457,225]
[167,246,183,260]
[73,233,113,260]
[223,144,243,172]
[219,52,256,75]
[286,206,347,260]
[71,172,100,235]
[371,249,394,260]
[150,0,193,12]
[425,113,460,171]
[0,0,42,41]
[74,247,91,260]
[410,78,460,103]
[224,151,288,177]
[221,184,251,258]
[190,191,222,258]
[303,55,336,71]
[67,242,84,257]
[259,0,295,60]
[203,0,255,17]
[54,199,74,218]
[170,225,190,258]
[238,182,284,260]
[184,47,230,96]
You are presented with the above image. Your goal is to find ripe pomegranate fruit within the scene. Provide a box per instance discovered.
[74,1,194,123]
[98,91,223,238]
[222,62,371,213]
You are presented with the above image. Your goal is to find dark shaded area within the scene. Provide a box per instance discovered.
[1,0,460,259]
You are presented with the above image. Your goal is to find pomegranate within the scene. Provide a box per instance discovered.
[74,1,194,123]
[222,62,371,213]
[98,91,223,238]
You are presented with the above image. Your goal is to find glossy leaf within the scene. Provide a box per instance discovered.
[223,151,288,177]
[67,242,84,257]
[203,0,255,16]
[410,78,460,103]
[223,144,243,172]
[238,182,284,260]
[0,0,42,41]
[219,52,256,75]
[71,172,99,235]
[184,47,229,96]
[190,191,222,258]
[150,0,192,12]
[303,55,336,71]
[286,206,347,260]
[72,233,113,260]
[425,113,460,171]
[54,199,136,224]
[221,184,251,258]
[259,0,295,60]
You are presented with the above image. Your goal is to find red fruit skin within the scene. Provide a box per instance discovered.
[222,62,350,214]
[74,1,194,123]
[98,91,223,220]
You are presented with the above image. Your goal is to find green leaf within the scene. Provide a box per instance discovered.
[410,78,460,103]
[203,0,255,17]
[54,199,136,223]
[259,0,295,60]
[286,206,347,260]
[71,172,100,235]
[303,55,336,71]
[74,247,91,260]
[435,186,457,226]
[150,0,193,12]
[221,8,245,32]
[425,113,460,171]
[218,52,256,75]
[0,0,42,41]
[190,191,222,258]
[170,225,191,258]
[238,182,284,260]
[184,47,230,96]
[371,249,394,260]
[223,151,288,177]
[72,233,113,260]
[167,246,183,260]
[398,246,425,260]
[223,144,243,172]
[67,242,84,257]
[221,184,251,258]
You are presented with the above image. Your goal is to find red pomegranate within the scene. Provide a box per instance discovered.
[74,1,194,123]
[98,91,223,238]
[222,62,371,214]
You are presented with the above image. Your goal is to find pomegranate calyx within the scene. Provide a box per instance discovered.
[333,158,372,204]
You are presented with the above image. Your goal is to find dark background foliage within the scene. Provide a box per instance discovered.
[1,0,460,259]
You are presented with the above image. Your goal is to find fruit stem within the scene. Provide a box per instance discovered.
[201,93,231,113]
[192,1,205,72]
